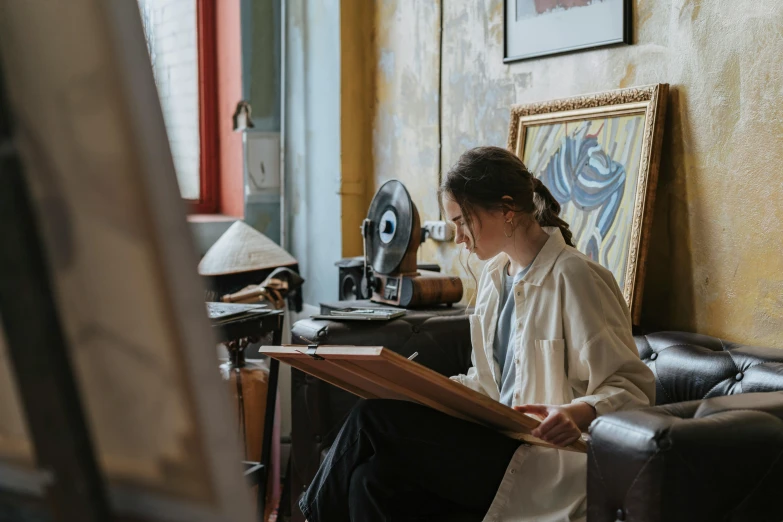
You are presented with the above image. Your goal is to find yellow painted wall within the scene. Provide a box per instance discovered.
[340,0,376,257]
[371,0,783,347]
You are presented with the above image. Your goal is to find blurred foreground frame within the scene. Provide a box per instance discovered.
[0,1,255,521]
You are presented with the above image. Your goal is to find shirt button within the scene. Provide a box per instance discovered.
[516,291,521,296]
[509,468,516,474]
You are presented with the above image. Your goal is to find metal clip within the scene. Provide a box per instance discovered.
[295,344,324,360]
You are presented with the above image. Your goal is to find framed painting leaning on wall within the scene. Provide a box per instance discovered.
[508,84,668,324]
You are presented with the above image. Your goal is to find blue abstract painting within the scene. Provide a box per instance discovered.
[523,115,645,289]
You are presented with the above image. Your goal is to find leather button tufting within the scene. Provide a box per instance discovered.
[412,325,421,333]
[650,353,658,361]
[315,435,322,443]
[735,372,743,381]
[616,508,626,521]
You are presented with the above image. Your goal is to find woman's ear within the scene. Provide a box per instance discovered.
[500,195,515,222]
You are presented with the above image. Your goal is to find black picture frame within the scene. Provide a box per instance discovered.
[503,0,632,63]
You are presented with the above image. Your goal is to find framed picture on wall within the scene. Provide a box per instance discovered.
[507,84,668,324]
[504,0,632,62]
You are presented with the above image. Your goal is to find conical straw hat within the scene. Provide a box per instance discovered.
[198,221,297,276]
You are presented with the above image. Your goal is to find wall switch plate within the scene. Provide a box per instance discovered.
[423,220,454,242]
[244,131,280,197]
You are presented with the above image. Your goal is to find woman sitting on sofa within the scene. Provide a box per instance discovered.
[299,146,655,522]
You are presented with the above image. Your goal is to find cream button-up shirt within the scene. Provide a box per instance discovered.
[451,227,655,522]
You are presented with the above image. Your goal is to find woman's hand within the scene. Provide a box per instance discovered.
[514,403,596,447]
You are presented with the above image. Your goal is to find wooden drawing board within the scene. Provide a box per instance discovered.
[260,345,587,453]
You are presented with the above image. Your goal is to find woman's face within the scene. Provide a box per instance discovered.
[443,196,508,260]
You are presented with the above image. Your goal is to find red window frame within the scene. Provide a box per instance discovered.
[192,0,220,214]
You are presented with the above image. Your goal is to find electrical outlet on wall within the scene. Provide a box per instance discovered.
[423,220,455,242]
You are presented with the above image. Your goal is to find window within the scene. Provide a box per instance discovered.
[138,0,218,213]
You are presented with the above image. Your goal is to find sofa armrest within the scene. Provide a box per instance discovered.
[587,391,783,522]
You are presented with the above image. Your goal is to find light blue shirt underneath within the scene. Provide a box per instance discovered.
[493,261,533,407]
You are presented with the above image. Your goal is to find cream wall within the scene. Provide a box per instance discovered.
[372,0,783,347]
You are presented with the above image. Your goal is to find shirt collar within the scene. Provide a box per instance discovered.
[486,227,567,287]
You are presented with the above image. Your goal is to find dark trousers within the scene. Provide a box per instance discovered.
[298,399,521,522]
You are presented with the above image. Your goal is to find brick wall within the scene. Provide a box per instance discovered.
[138,0,200,200]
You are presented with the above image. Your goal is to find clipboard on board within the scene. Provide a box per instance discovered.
[259,345,588,453]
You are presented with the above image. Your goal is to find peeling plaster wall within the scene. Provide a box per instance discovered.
[285,0,342,306]
[374,0,783,347]
[373,0,442,269]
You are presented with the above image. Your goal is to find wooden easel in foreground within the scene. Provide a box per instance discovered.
[0,1,257,520]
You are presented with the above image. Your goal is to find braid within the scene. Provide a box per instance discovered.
[531,177,574,247]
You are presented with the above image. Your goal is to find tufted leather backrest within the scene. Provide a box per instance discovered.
[634,331,783,406]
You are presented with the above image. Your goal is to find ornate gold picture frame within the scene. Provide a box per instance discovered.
[508,84,669,324]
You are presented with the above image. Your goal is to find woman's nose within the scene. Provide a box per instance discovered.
[455,230,466,244]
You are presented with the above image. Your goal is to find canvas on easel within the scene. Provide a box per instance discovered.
[0,1,255,520]
[259,345,588,454]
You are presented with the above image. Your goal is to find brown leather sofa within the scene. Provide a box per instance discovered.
[588,331,783,522]
[289,308,783,522]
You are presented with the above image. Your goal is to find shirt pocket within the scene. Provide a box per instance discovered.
[534,339,574,405]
